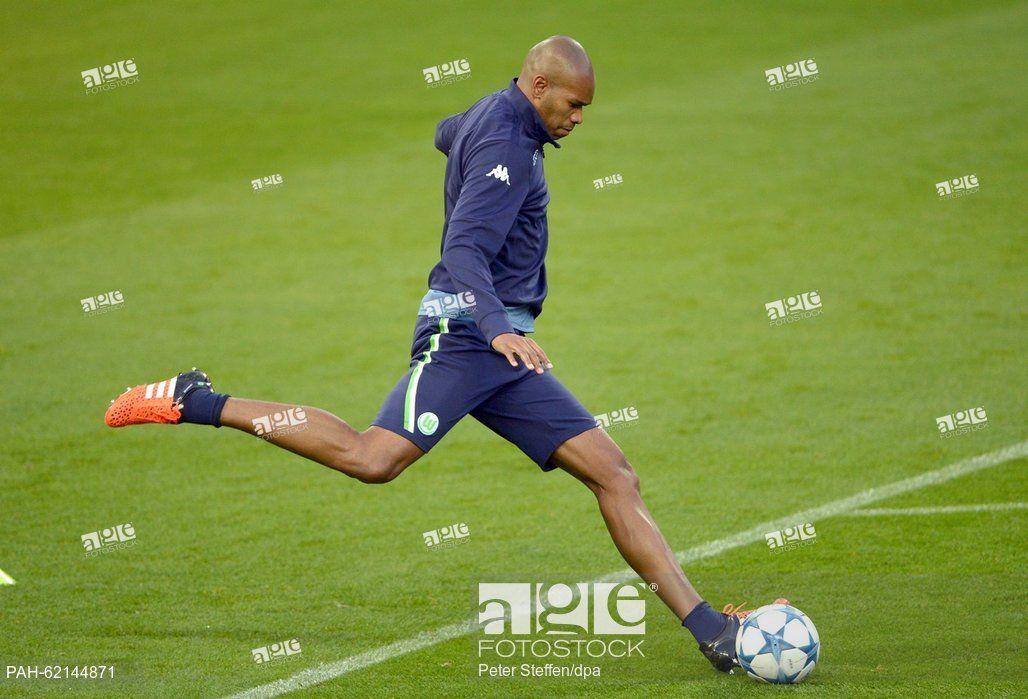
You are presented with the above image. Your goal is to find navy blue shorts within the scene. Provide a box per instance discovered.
[372,316,598,470]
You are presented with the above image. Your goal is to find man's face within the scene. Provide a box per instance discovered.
[532,73,594,139]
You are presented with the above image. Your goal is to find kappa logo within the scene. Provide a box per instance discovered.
[532,149,539,166]
[486,164,510,186]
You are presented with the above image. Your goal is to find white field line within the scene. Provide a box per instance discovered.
[228,440,1028,698]
[0,568,15,585]
[845,502,1028,517]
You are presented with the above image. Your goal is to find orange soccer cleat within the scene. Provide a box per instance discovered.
[104,369,213,427]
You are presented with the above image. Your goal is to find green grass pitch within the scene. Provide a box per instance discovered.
[1,1,1025,696]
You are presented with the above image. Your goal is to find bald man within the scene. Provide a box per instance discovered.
[104,36,780,674]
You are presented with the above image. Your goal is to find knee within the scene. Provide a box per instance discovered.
[327,444,402,485]
[354,456,401,484]
[597,454,640,495]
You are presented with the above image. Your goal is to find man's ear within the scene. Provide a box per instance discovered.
[532,74,549,98]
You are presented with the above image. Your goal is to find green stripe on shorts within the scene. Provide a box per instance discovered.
[403,317,449,433]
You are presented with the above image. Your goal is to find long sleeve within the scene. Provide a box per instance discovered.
[435,112,462,155]
[441,137,532,344]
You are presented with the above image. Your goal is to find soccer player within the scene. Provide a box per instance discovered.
[104,36,783,672]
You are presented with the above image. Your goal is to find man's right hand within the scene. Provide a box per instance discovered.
[491,333,553,374]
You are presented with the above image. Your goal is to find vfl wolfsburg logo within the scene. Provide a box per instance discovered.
[417,412,439,435]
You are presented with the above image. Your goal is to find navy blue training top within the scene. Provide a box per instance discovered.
[426,78,560,345]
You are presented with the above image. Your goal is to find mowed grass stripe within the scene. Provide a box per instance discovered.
[228,440,1028,698]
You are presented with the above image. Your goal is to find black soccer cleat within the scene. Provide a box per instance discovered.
[698,599,789,673]
[176,368,216,405]
[698,613,742,672]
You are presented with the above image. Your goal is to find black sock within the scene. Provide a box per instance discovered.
[180,391,230,427]
[682,601,726,644]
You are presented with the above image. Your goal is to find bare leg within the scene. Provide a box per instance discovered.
[550,428,702,621]
[219,398,423,483]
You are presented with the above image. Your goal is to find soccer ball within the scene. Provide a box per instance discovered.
[735,603,819,683]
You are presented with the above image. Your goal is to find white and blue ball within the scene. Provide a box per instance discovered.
[735,603,819,683]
